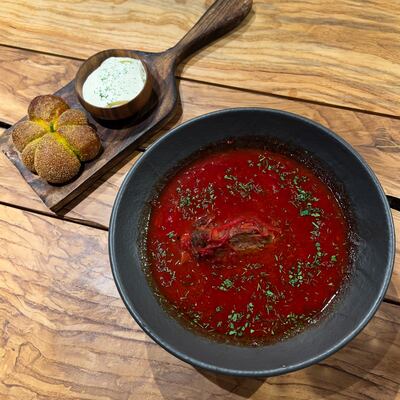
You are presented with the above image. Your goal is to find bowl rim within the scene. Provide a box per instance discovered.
[109,107,395,377]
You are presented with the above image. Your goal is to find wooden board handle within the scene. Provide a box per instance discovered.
[169,0,252,65]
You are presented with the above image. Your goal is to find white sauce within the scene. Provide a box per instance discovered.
[82,57,147,108]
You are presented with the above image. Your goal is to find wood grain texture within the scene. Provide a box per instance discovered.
[67,75,400,225]
[5,146,400,309]
[0,1,399,115]
[0,126,49,213]
[0,203,399,400]
[0,0,252,211]
[0,48,398,303]
[387,210,400,304]
[0,51,179,211]
[0,48,79,125]
[0,47,398,219]
[0,143,143,229]
[168,0,252,66]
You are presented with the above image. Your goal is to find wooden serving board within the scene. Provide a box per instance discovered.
[0,57,175,212]
[0,0,252,211]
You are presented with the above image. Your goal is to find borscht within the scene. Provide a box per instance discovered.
[144,146,352,345]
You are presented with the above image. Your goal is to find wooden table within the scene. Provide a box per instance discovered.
[0,1,399,399]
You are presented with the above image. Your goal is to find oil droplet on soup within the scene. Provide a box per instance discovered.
[145,148,351,345]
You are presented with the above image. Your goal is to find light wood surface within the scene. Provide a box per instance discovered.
[0,204,399,400]
[0,47,78,125]
[0,46,399,305]
[388,211,400,304]
[0,47,399,225]
[0,1,399,115]
[0,1,399,397]
[0,57,174,211]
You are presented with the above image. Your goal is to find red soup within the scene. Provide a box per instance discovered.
[146,147,351,345]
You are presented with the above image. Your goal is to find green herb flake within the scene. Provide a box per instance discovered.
[288,262,304,287]
[218,278,233,291]
[179,195,191,208]
[287,312,298,323]
[224,169,263,198]
[296,188,311,202]
[229,312,241,322]
[167,231,176,241]
[247,303,254,313]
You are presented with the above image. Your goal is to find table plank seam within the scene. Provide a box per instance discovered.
[0,42,84,61]
[1,137,399,227]
[0,198,398,308]
[384,297,400,307]
[1,150,399,222]
[1,43,400,121]
[0,199,108,231]
[180,76,400,121]
[0,121,10,129]
[387,196,400,212]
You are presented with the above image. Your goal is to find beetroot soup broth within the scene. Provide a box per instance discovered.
[145,147,351,345]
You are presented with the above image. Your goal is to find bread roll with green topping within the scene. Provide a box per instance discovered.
[12,120,46,152]
[11,95,101,184]
[34,134,81,184]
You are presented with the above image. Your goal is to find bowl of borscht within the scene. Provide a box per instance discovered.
[109,108,394,377]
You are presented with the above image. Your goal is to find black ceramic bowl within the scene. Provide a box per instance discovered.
[109,108,395,377]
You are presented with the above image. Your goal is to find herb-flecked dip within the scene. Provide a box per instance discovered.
[145,147,351,345]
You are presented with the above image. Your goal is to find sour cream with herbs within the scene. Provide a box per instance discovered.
[82,57,147,108]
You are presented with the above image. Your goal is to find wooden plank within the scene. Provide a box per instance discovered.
[0,124,143,230]
[0,141,142,229]
[140,79,400,198]
[0,47,398,219]
[3,130,399,304]
[0,1,399,115]
[0,48,79,125]
[0,48,398,302]
[0,149,48,214]
[0,49,181,212]
[0,204,399,400]
[387,210,400,304]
